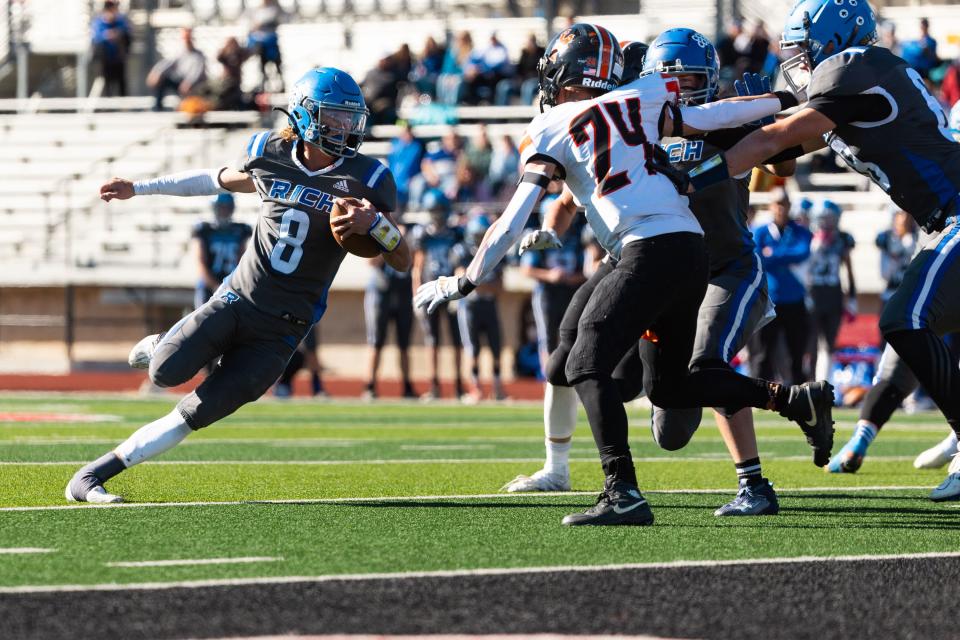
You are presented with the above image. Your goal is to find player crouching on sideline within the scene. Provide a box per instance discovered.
[66,67,410,503]
[417,23,835,526]
[682,0,960,501]
[504,29,802,517]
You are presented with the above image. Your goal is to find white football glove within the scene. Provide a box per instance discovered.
[415,276,464,314]
[518,228,562,256]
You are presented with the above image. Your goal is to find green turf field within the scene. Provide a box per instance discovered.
[0,394,957,590]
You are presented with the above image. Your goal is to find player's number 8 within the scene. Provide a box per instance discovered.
[270,208,310,274]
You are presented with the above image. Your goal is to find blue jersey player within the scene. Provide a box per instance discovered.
[686,0,960,500]
[66,67,411,503]
[192,193,252,308]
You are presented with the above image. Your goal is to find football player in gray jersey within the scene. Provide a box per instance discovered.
[687,0,960,500]
[66,67,411,504]
[505,29,804,517]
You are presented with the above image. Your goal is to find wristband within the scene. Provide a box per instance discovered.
[368,212,402,252]
[687,153,730,192]
[774,90,799,110]
[457,276,477,296]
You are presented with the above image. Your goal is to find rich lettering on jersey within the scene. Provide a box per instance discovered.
[664,139,705,163]
[267,178,336,213]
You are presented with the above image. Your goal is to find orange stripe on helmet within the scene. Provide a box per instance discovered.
[596,26,613,79]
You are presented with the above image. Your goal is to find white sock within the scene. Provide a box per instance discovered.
[544,384,577,475]
[941,431,960,457]
[114,409,192,468]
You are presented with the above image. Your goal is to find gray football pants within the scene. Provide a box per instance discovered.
[149,291,305,429]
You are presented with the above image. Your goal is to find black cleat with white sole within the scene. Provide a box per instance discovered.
[780,380,835,467]
[561,478,654,526]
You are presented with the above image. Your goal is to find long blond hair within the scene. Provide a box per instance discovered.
[279,126,297,143]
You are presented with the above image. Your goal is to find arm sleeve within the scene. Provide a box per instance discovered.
[464,179,544,285]
[680,97,782,132]
[133,168,227,197]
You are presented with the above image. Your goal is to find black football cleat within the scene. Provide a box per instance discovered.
[780,380,836,467]
[561,478,654,526]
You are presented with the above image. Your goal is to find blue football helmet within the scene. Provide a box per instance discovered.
[780,0,878,97]
[286,67,369,158]
[211,193,235,225]
[641,28,719,104]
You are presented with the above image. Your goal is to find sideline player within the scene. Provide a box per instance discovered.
[454,214,506,402]
[192,193,252,309]
[417,24,834,526]
[66,67,410,503]
[505,29,801,517]
[685,0,960,500]
[411,189,464,400]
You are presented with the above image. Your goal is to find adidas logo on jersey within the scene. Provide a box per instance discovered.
[333,179,350,193]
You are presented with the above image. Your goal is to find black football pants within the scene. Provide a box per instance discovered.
[564,233,771,485]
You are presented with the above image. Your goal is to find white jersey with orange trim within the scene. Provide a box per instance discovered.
[519,73,701,259]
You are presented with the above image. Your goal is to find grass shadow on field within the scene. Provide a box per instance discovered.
[333,499,591,510]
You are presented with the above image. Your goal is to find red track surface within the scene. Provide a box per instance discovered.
[0,372,547,400]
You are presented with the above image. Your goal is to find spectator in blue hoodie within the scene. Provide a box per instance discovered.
[387,122,424,212]
[90,1,132,96]
[749,188,812,385]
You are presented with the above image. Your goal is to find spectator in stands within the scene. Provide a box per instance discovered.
[454,213,507,402]
[437,31,474,104]
[463,32,512,105]
[488,133,520,198]
[940,55,960,108]
[192,194,252,310]
[215,37,253,111]
[743,20,771,74]
[394,44,415,81]
[876,210,918,307]
[411,36,446,97]
[362,52,402,126]
[521,210,586,371]
[902,17,939,80]
[246,0,286,92]
[879,21,900,57]
[512,33,545,105]
[750,188,812,385]
[411,190,464,400]
[90,1,132,97]
[388,122,424,212]
[807,200,856,381]
[411,130,462,205]
[453,157,493,204]
[464,125,492,177]
[146,27,207,111]
[364,252,416,400]
[716,20,744,78]
[442,31,474,76]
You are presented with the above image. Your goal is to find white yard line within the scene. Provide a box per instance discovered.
[0,485,936,513]
[0,547,55,554]
[106,557,282,568]
[2,550,959,594]
[0,455,923,466]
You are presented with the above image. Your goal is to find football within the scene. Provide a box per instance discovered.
[330,198,382,258]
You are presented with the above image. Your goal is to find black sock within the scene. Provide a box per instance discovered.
[573,376,637,486]
[886,329,960,424]
[365,381,375,392]
[735,457,763,486]
[859,379,907,427]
